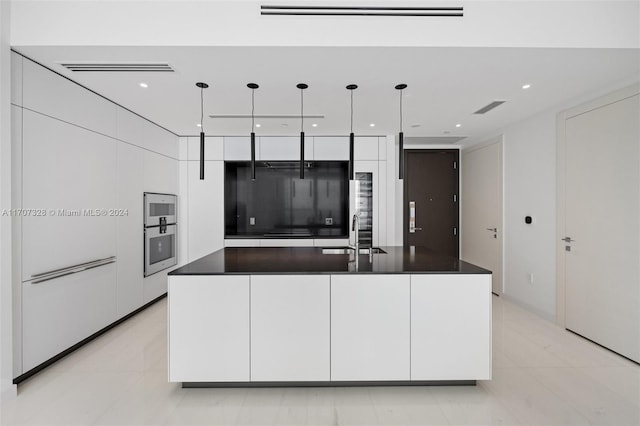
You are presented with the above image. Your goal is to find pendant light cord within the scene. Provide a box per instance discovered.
[350,89,354,133]
[200,86,204,132]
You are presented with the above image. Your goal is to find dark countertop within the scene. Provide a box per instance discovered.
[169,246,491,275]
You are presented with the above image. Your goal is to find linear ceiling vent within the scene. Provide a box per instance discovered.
[474,100,507,115]
[260,5,463,17]
[59,63,175,72]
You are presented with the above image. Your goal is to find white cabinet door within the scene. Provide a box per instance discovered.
[355,136,378,161]
[411,274,492,380]
[168,275,250,382]
[188,136,223,161]
[314,136,349,160]
[116,142,144,316]
[331,274,410,381]
[22,263,117,372]
[143,120,178,159]
[22,110,117,281]
[143,150,178,195]
[224,136,255,161]
[22,59,117,138]
[259,136,313,161]
[251,275,330,381]
[115,107,145,147]
[188,161,224,261]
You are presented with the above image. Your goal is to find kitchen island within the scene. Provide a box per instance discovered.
[168,246,492,387]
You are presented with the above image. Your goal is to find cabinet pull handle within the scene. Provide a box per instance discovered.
[30,256,116,284]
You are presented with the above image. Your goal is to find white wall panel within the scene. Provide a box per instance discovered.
[22,59,117,138]
[355,136,378,161]
[10,51,22,106]
[188,161,224,261]
[314,136,349,161]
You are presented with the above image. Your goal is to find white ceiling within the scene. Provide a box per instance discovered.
[16,46,640,142]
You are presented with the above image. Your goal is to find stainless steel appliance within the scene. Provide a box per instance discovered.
[144,192,177,277]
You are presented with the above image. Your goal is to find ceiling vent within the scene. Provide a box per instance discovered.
[474,100,507,115]
[260,5,463,17]
[59,62,174,72]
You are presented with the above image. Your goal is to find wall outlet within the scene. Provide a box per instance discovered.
[249,217,256,226]
[325,217,333,225]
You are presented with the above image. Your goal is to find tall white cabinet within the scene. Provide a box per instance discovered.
[12,53,179,378]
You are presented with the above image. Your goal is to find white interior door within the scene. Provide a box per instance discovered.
[461,139,503,295]
[564,93,640,363]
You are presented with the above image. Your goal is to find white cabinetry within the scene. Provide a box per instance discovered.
[259,136,313,161]
[224,136,254,161]
[188,161,224,261]
[169,275,250,382]
[250,275,330,381]
[11,52,22,106]
[22,263,117,371]
[116,142,144,316]
[314,136,349,160]
[355,136,379,160]
[22,59,117,138]
[330,274,410,381]
[411,274,492,380]
[21,110,117,280]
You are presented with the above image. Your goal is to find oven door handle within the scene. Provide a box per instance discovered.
[30,256,116,284]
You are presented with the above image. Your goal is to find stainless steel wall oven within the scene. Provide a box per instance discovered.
[144,192,177,277]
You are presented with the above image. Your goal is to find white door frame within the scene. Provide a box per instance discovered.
[555,83,640,327]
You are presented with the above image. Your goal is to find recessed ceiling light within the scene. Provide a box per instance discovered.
[255,124,261,128]
[369,123,375,127]
[522,84,531,89]
[312,123,318,127]
[139,82,148,88]
[196,123,201,127]
[455,124,462,128]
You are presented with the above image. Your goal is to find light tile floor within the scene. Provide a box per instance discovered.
[1,295,638,426]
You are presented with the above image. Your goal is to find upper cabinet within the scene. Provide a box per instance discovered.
[224,136,254,161]
[355,137,379,161]
[144,120,178,159]
[188,136,223,161]
[314,137,349,161]
[22,59,117,138]
[259,136,314,161]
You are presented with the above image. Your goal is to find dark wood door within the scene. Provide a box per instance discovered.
[404,150,459,256]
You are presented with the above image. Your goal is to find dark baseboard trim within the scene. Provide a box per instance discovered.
[13,293,167,385]
[182,380,476,388]
[566,328,640,366]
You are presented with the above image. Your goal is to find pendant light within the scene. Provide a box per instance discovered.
[395,83,407,180]
[346,84,358,180]
[196,82,209,180]
[247,83,259,181]
[297,83,308,179]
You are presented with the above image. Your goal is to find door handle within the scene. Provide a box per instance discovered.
[486,228,497,232]
[562,237,575,243]
[409,201,417,233]
[414,227,423,231]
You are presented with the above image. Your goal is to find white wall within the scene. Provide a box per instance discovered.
[10,1,639,49]
[0,0,16,401]
[463,77,640,321]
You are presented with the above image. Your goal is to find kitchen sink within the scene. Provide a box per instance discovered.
[321,247,386,255]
